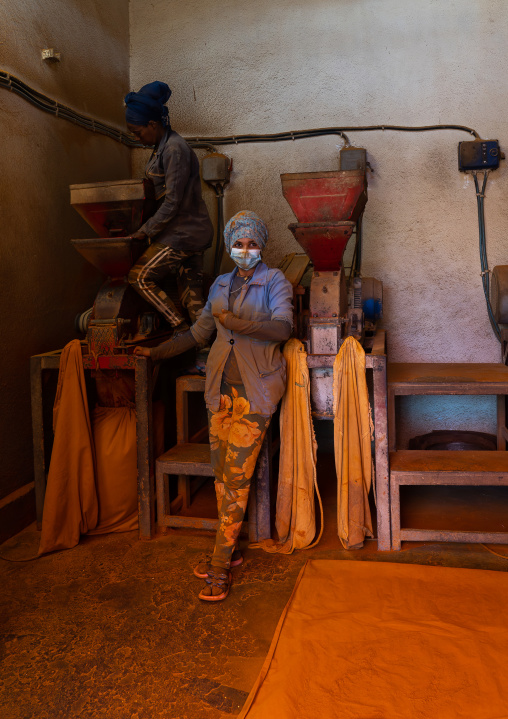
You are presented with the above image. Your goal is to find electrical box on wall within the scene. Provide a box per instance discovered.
[201,153,231,184]
[339,147,367,172]
[458,139,502,172]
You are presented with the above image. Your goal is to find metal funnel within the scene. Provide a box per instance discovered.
[70,179,155,237]
[281,170,367,270]
[281,170,367,224]
[71,237,147,278]
[288,222,355,272]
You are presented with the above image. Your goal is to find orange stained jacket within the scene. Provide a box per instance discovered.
[190,262,294,416]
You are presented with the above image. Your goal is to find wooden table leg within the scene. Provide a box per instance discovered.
[372,356,391,550]
[135,356,154,539]
[497,395,507,450]
[30,356,46,530]
[389,477,401,551]
[388,386,397,452]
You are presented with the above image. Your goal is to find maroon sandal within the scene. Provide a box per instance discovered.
[193,550,243,579]
[199,568,232,602]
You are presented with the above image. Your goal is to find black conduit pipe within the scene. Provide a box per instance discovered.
[1,70,482,152]
[186,124,481,147]
[0,71,139,146]
[473,171,501,341]
[213,185,226,277]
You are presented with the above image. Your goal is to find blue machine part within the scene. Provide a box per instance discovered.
[363,297,382,322]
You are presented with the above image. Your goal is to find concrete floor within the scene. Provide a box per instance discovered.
[2,453,508,719]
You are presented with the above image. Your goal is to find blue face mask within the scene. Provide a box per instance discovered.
[230,248,262,270]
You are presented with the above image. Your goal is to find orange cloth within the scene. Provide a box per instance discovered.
[258,338,322,554]
[38,340,98,555]
[87,406,138,535]
[39,340,139,555]
[94,370,136,408]
[333,336,374,548]
[240,559,508,719]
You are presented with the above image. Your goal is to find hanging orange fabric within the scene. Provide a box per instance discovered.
[256,338,323,554]
[38,340,98,555]
[87,406,138,535]
[38,341,140,555]
[333,336,374,549]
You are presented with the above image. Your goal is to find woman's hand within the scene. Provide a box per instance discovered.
[213,309,235,327]
[133,346,151,357]
[130,230,148,240]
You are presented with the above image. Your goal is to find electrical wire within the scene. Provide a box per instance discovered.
[473,170,501,341]
[1,70,482,152]
[347,216,364,286]
[0,70,139,146]
[186,141,218,154]
[0,552,39,562]
[212,184,226,276]
[186,123,481,147]
[353,215,363,278]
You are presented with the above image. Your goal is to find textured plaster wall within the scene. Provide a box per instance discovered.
[0,0,130,500]
[130,0,508,445]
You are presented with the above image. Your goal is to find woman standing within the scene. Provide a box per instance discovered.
[135,211,293,601]
[125,81,213,334]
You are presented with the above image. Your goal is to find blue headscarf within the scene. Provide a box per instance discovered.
[223,211,268,254]
[124,81,172,127]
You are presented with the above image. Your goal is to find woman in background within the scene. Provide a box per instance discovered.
[135,211,293,601]
[125,81,213,335]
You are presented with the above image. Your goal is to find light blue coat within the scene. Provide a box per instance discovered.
[191,262,293,416]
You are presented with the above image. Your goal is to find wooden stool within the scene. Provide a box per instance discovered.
[156,443,216,530]
[156,375,274,542]
[173,374,209,511]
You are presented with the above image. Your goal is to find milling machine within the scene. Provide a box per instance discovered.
[70,178,172,356]
[281,148,383,417]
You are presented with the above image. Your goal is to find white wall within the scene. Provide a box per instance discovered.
[129,0,508,444]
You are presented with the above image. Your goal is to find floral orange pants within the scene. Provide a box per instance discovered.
[208,381,271,570]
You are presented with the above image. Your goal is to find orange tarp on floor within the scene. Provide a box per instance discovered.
[240,559,508,719]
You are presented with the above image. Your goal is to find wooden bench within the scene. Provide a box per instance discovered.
[388,363,508,550]
[390,450,508,550]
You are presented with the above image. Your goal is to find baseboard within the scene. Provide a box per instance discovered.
[0,483,36,545]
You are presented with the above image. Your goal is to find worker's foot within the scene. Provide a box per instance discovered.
[193,549,243,579]
[198,567,232,602]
